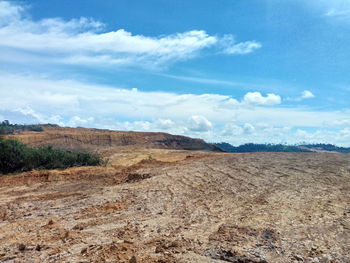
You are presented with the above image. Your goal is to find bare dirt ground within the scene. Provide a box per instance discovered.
[0,151,349,263]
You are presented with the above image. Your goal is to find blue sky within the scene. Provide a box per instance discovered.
[0,0,350,145]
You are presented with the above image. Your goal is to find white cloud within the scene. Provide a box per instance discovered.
[1,72,350,145]
[187,116,212,132]
[0,1,261,69]
[286,90,315,102]
[67,116,95,127]
[331,119,350,126]
[300,0,350,21]
[222,122,244,136]
[243,123,255,134]
[301,90,315,99]
[321,0,350,20]
[220,35,261,55]
[243,92,281,106]
[0,1,24,25]
[155,119,176,130]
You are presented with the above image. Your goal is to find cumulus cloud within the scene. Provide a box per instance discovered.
[301,90,315,99]
[187,116,212,132]
[0,1,261,69]
[243,92,281,106]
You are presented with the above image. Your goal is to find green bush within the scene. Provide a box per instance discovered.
[0,137,103,174]
[0,120,47,135]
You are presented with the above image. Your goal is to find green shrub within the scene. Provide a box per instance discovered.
[0,137,103,174]
[0,120,45,135]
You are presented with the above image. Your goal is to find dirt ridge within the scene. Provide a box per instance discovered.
[6,126,222,153]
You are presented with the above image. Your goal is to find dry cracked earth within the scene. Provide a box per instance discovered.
[0,151,349,263]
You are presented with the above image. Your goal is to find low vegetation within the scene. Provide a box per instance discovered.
[0,136,103,174]
[215,143,311,153]
[215,142,350,153]
[300,143,350,153]
[0,120,60,135]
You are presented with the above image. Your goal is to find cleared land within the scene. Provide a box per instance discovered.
[0,150,349,263]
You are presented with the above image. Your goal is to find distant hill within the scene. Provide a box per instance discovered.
[215,142,350,153]
[4,124,223,153]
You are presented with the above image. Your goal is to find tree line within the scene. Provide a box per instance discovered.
[215,142,350,153]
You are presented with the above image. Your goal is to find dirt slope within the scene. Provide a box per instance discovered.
[0,152,349,262]
[6,126,222,152]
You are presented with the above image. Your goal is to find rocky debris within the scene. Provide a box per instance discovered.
[126,173,152,183]
[204,247,268,263]
[209,224,260,244]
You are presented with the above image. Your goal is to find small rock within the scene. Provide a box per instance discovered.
[73,224,84,230]
[129,255,137,263]
[155,245,163,253]
[170,240,181,248]
[18,244,26,252]
[35,244,41,251]
[81,247,87,254]
[292,254,304,261]
[60,230,69,242]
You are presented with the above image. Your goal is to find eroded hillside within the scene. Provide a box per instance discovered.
[6,126,222,153]
[0,152,349,263]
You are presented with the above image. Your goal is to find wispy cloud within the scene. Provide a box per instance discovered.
[302,0,350,21]
[157,73,292,93]
[0,1,261,69]
[286,90,315,102]
[321,0,350,20]
[220,35,262,55]
[158,73,243,87]
[325,9,350,19]
[1,72,349,139]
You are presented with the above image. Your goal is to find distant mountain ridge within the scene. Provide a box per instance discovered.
[215,142,350,153]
